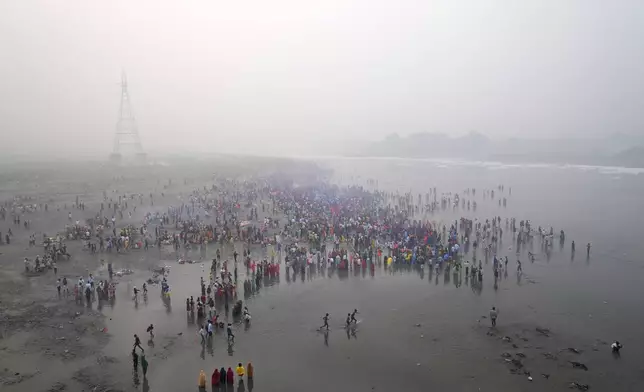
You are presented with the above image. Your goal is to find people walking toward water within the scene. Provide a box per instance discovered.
[227,323,235,342]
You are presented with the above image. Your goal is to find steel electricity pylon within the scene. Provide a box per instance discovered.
[110,71,146,162]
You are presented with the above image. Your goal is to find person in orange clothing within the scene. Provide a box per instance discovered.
[247,362,254,378]
[198,370,206,388]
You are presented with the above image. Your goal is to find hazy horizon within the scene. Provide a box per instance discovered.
[1,0,643,157]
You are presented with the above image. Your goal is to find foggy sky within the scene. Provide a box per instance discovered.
[1,0,643,157]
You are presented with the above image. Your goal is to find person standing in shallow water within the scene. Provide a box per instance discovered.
[212,369,220,388]
[490,306,498,327]
[236,363,245,377]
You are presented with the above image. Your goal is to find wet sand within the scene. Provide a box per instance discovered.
[1,157,643,392]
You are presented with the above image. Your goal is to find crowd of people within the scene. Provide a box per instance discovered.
[3,170,602,390]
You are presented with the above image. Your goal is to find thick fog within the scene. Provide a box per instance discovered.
[1,0,643,158]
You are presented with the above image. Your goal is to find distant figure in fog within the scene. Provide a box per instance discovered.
[490,306,498,327]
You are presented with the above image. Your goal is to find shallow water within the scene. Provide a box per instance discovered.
[84,158,644,391]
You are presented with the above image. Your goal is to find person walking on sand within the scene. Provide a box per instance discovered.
[199,325,206,344]
[133,334,144,351]
[490,306,498,327]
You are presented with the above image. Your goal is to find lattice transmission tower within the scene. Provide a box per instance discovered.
[110,71,146,162]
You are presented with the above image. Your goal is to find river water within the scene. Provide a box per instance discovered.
[100,157,644,392]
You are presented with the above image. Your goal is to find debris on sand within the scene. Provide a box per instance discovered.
[567,347,581,354]
[515,352,526,358]
[510,358,523,369]
[501,352,512,358]
[0,370,40,386]
[502,336,512,342]
[46,382,67,391]
[535,327,550,337]
[114,269,133,277]
[569,382,590,390]
[542,352,558,360]
[569,361,589,371]
[541,373,550,379]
